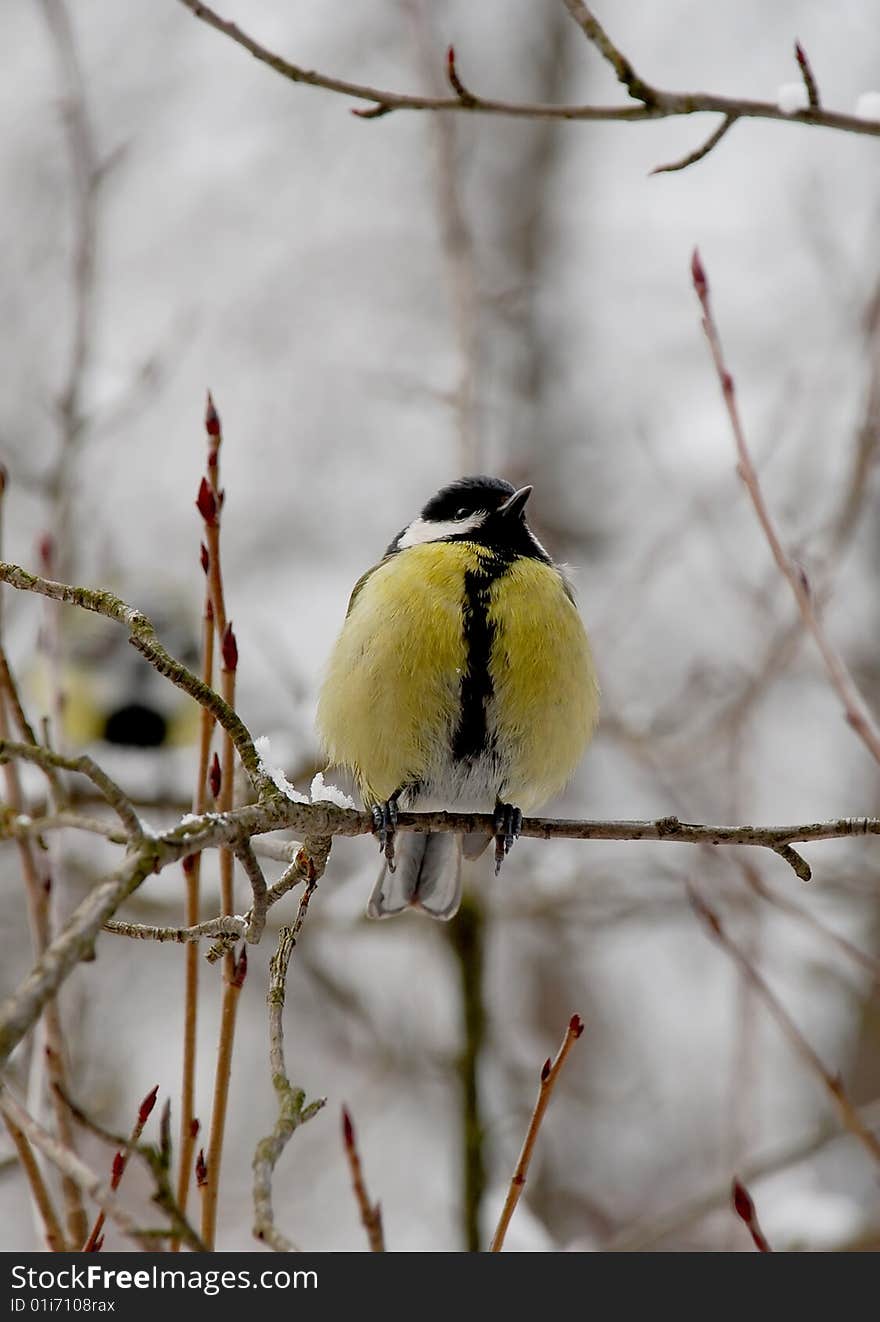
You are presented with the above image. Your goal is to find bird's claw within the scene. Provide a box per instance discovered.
[493,802,522,875]
[372,799,399,872]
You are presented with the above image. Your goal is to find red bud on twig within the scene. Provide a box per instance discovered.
[209,752,221,800]
[222,623,238,673]
[196,477,217,526]
[540,1058,552,1083]
[342,1105,354,1150]
[111,1151,126,1188]
[732,1176,772,1251]
[200,542,210,575]
[138,1084,159,1126]
[205,391,221,438]
[446,44,473,102]
[794,41,820,109]
[190,1118,200,1140]
[691,247,708,299]
[569,1013,584,1038]
[195,1149,208,1188]
[731,1177,753,1222]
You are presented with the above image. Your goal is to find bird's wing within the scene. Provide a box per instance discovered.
[345,554,395,618]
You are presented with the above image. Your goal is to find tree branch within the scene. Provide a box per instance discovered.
[252,872,327,1252]
[490,1013,584,1251]
[175,0,880,166]
[692,250,880,767]
[687,884,880,1165]
[0,560,276,798]
[0,1087,149,1250]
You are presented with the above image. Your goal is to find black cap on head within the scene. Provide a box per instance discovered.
[421,476,516,523]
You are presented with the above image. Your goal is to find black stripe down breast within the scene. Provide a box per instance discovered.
[452,554,510,763]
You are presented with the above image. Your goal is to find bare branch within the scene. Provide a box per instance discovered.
[795,41,821,109]
[651,115,736,174]
[1,1110,67,1251]
[687,884,880,1165]
[252,872,327,1252]
[82,1084,158,1253]
[0,561,275,798]
[175,0,880,149]
[103,915,248,945]
[561,0,657,104]
[341,1106,384,1252]
[606,1098,880,1250]
[692,250,880,767]
[0,738,143,839]
[0,1087,148,1250]
[490,1013,584,1251]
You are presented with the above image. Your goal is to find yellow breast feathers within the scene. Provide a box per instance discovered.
[316,542,598,808]
[486,557,598,810]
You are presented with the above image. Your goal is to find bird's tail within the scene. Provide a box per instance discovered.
[366,832,462,921]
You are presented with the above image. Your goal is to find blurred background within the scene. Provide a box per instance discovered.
[2,0,880,1251]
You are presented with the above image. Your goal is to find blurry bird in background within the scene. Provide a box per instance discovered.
[317,476,599,920]
[25,597,201,750]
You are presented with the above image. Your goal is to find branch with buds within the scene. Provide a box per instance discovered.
[176,0,880,175]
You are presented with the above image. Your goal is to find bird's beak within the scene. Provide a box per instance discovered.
[498,486,532,520]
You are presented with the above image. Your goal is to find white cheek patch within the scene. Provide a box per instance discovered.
[397,513,485,549]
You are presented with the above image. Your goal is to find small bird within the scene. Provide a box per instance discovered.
[316,476,599,920]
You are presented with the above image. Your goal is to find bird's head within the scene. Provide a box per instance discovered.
[389,476,548,561]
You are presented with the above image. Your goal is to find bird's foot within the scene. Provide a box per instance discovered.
[371,798,399,872]
[493,802,523,875]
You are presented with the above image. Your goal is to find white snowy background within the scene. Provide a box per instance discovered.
[1,0,880,1251]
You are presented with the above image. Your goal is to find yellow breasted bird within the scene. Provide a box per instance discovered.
[316,476,599,920]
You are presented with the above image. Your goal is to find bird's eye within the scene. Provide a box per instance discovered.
[455,507,469,519]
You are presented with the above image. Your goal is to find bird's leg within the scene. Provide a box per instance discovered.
[371,794,400,871]
[493,802,523,874]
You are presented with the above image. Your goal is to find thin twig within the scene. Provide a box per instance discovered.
[406,3,482,470]
[1,1110,67,1251]
[341,1106,384,1252]
[449,893,486,1252]
[687,883,880,1164]
[0,501,87,1247]
[605,1097,880,1250]
[692,248,880,767]
[794,42,821,110]
[561,0,656,104]
[0,560,275,797]
[0,643,66,804]
[490,1013,584,1252]
[235,840,269,944]
[37,0,101,580]
[739,859,880,991]
[252,863,328,1251]
[82,1084,158,1252]
[175,0,880,152]
[104,915,248,945]
[0,739,143,839]
[59,1087,207,1252]
[651,115,736,174]
[200,396,242,1251]
[175,506,217,1248]
[0,1088,148,1250]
